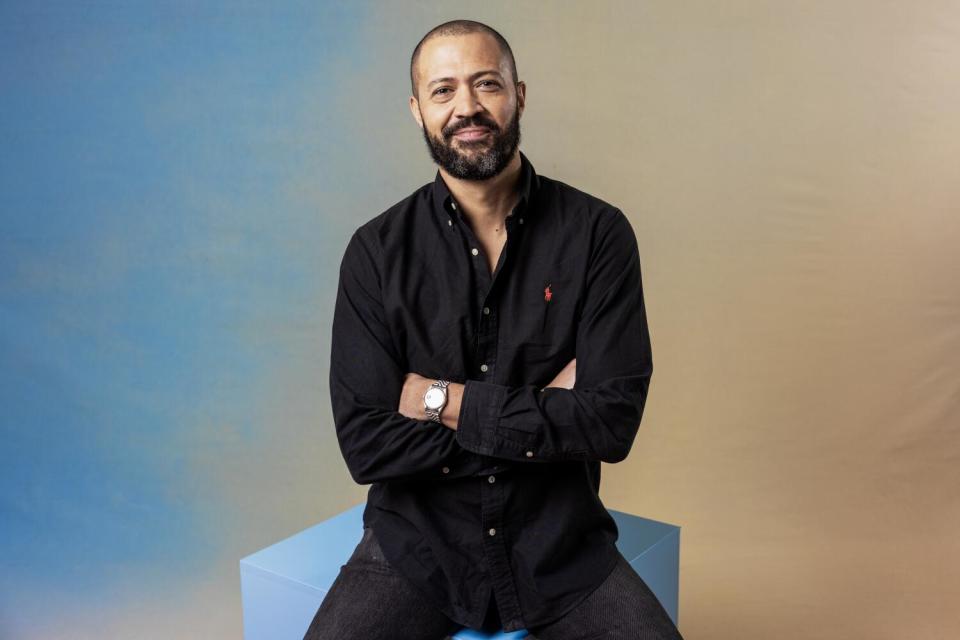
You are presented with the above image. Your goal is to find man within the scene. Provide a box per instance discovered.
[304,19,683,640]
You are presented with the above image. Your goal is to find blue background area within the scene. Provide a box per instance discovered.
[0,2,369,635]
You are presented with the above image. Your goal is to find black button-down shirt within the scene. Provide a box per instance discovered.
[328,150,653,632]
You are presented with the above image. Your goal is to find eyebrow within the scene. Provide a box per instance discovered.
[426,69,504,89]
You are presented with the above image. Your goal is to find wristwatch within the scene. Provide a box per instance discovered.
[423,379,450,423]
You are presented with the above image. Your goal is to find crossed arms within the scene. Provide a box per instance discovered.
[329,209,652,485]
[396,358,578,431]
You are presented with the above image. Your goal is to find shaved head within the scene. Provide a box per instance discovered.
[410,19,519,99]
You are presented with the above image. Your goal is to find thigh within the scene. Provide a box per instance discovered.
[302,526,462,640]
[527,553,684,640]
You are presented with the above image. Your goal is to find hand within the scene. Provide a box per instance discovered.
[545,358,576,390]
[399,372,432,420]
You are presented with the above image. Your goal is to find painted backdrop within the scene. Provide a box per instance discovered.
[2,1,958,639]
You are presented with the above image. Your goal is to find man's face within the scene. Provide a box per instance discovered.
[409,33,525,180]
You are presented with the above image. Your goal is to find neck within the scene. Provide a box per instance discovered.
[439,152,522,231]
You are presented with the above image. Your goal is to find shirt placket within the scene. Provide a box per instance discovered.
[450,198,526,629]
[480,467,524,629]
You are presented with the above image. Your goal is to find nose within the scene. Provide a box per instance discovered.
[452,84,483,119]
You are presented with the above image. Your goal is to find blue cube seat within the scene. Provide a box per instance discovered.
[240,503,680,639]
[452,629,529,640]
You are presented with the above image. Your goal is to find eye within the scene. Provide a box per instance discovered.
[478,80,501,89]
[432,87,451,96]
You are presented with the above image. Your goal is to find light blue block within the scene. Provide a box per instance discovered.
[452,629,529,640]
[240,503,680,639]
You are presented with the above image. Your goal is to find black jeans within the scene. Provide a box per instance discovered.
[303,526,685,640]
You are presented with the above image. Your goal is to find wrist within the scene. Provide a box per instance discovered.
[440,383,464,431]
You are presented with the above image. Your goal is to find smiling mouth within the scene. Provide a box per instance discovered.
[452,128,491,141]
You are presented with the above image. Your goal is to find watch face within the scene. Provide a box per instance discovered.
[425,387,445,409]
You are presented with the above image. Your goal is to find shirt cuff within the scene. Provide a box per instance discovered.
[455,379,507,455]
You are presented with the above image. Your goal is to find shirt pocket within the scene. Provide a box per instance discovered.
[504,266,579,388]
[507,340,575,390]
[529,270,580,352]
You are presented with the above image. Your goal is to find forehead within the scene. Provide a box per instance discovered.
[417,32,509,83]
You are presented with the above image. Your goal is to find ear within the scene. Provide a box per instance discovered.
[516,80,526,118]
[408,95,424,129]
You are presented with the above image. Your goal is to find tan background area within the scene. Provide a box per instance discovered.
[324,2,960,638]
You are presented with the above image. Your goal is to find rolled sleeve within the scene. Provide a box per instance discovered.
[455,379,507,455]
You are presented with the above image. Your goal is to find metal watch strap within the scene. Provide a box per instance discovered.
[424,379,450,423]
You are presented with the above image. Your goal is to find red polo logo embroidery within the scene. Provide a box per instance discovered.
[544,284,552,302]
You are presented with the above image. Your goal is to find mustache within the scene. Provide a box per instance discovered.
[444,118,499,137]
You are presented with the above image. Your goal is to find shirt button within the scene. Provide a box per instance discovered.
[451,201,457,210]
[442,466,450,474]
[488,475,496,483]
[519,218,524,224]
[480,364,488,372]
[488,528,497,536]
[448,219,453,226]
[483,306,490,315]
[471,247,479,256]
[526,451,534,458]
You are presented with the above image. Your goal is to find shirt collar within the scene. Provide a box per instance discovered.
[432,149,541,222]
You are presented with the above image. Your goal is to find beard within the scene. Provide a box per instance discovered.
[420,103,522,180]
